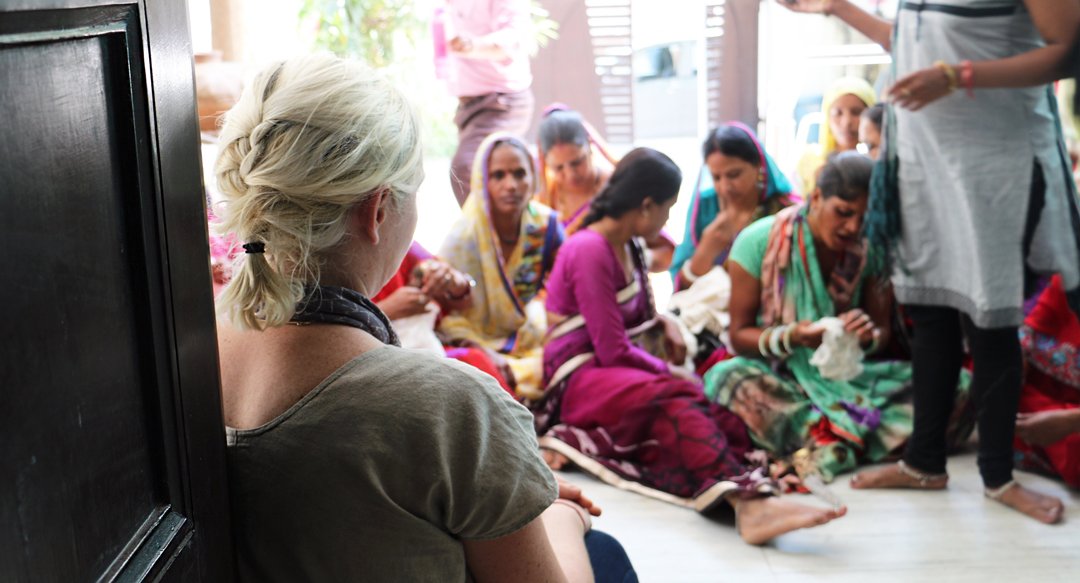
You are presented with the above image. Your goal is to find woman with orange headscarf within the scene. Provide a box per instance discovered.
[537,104,675,271]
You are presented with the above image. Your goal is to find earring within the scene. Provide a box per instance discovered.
[755,172,764,193]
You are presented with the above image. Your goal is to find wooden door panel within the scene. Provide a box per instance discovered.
[0,2,230,581]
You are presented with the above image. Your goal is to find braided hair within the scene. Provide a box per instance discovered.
[580,148,682,228]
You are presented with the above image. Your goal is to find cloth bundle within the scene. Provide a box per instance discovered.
[668,266,732,337]
[808,317,864,381]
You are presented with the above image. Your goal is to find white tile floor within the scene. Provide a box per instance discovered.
[559,453,1080,582]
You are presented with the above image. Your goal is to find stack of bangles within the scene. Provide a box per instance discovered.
[758,324,796,360]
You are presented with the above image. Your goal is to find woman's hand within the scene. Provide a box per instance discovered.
[888,65,954,111]
[376,286,430,320]
[775,0,834,15]
[789,321,826,349]
[1016,410,1080,447]
[419,259,471,300]
[448,36,474,54]
[557,476,602,517]
[838,308,876,346]
[486,349,518,392]
[669,365,698,382]
[702,207,756,251]
[659,315,688,365]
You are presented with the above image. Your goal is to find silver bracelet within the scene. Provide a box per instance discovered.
[758,326,774,358]
[865,327,882,354]
[679,260,701,285]
[769,325,786,358]
[447,274,476,300]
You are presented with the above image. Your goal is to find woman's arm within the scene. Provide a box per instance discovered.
[571,242,670,374]
[779,0,893,51]
[449,0,534,61]
[889,0,1080,110]
[727,261,825,355]
[463,511,591,583]
[687,207,757,280]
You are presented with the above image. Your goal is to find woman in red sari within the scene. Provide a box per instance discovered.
[372,241,514,394]
[1015,275,1080,487]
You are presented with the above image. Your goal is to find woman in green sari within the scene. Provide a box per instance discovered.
[703,152,972,482]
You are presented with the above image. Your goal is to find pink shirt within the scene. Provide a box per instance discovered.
[446,0,533,97]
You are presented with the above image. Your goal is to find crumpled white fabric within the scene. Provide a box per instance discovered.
[668,266,732,337]
[808,317,864,381]
[391,303,444,354]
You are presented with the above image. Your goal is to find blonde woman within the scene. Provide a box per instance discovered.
[213,55,605,582]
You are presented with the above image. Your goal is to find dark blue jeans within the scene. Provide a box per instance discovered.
[584,530,638,583]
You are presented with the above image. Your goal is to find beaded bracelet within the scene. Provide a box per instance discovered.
[959,60,974,98]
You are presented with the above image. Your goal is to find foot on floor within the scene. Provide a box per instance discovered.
[850,461,948,490]
[734,496,847,545]
[986,480,1064,525]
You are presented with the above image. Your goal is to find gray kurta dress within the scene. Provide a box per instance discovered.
[892,0,1080,328]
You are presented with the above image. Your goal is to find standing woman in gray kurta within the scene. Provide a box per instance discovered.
[779,0,1080,524]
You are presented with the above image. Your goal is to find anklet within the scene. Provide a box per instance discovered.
[984,479,1018,500]
[897,460,947,487]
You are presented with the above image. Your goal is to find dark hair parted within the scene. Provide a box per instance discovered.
[817,151,874,202]
[539,109,589,154]
[702,125,760,166]
[861,103,884,129]
[581,148,682,227]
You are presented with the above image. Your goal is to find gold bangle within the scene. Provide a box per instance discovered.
[933,60,958,93]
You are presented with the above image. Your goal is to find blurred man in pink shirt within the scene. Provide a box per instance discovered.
[446,0,535,205]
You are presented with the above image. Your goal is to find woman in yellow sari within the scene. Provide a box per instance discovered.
[794,77,877,196]
[439,132,564,400]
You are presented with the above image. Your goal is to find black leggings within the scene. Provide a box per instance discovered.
[902,305,1022,488]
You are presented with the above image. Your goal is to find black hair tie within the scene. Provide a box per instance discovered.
[242,242,265,254]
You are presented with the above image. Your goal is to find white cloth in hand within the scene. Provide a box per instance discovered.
[808,317,864,381]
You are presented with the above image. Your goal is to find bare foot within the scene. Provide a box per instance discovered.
[850,462,948,490]
[989,482,1064,525]
[734,496,847,545]
[542,448,570,471]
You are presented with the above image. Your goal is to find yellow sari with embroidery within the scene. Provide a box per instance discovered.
[438,133,564,400]
[795,77,877,196]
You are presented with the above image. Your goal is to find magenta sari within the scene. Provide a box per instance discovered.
[535,230,774,510]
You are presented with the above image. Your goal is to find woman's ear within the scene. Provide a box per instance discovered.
[808,187,823,215]
[350,187,393,245]
[639,197,655,219]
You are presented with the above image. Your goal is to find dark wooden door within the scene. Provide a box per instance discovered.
[0,1,232,580]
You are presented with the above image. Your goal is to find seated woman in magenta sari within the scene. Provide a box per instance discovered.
[535,148,845,545]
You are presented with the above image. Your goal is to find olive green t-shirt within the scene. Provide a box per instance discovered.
[226,346,557,582]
